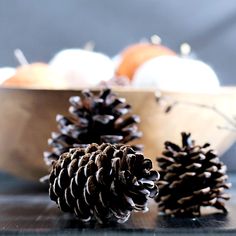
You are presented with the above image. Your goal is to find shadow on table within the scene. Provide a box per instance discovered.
[155,212,229,229]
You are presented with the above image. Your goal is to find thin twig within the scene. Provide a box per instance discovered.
[217,125,236,132]
[83,41,95,51]
[156,93,236,132]
[14,49,29,65]
[174,100,236,128]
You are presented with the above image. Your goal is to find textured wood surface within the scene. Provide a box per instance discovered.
[0,172,235,235]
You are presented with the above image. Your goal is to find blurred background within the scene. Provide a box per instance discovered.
[0,0,236,85]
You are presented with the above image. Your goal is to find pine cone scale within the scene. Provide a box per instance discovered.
[64,188,74,208]
[58,197,71,212]
[71,177,82,197]
[75,198,91,221]
[58,169,70,189]
[49,184,57,201]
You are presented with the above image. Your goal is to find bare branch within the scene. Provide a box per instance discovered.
[155,92,236,131]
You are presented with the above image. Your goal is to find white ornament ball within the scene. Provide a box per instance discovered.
[132,56,220,93]
[50,49,115,88]
[0,67,16,84]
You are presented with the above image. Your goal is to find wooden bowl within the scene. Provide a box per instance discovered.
[0,87,235,181]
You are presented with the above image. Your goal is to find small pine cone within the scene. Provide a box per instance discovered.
[49,143,159,224]
[44,89,142,165]
[155,132,231,217]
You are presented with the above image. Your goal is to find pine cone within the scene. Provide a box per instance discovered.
[49,143,159,224]
[155,132,231,217]
[44,89,142,165]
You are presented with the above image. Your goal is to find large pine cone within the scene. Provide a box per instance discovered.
[155,132,231,217]
[49,143,159,224]
[44,89,142,165]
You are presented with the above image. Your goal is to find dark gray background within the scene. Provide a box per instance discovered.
[0,0,236,171]
[0,0,236,85]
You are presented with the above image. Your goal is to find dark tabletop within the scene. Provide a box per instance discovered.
[0,172,235,235]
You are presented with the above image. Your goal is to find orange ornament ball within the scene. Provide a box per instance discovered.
[116,43,176,80]
[3,63,65,89]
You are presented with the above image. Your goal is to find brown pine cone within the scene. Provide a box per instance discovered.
[155,132,231,217]
[49,143,159,224]
[44,89,142,166]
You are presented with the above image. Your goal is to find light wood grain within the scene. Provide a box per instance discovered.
[0,87,235,181]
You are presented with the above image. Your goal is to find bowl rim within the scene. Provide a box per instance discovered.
[0,86,235,95]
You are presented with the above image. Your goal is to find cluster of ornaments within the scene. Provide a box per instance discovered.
[0,38,219,92]
[45,88,231,225]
